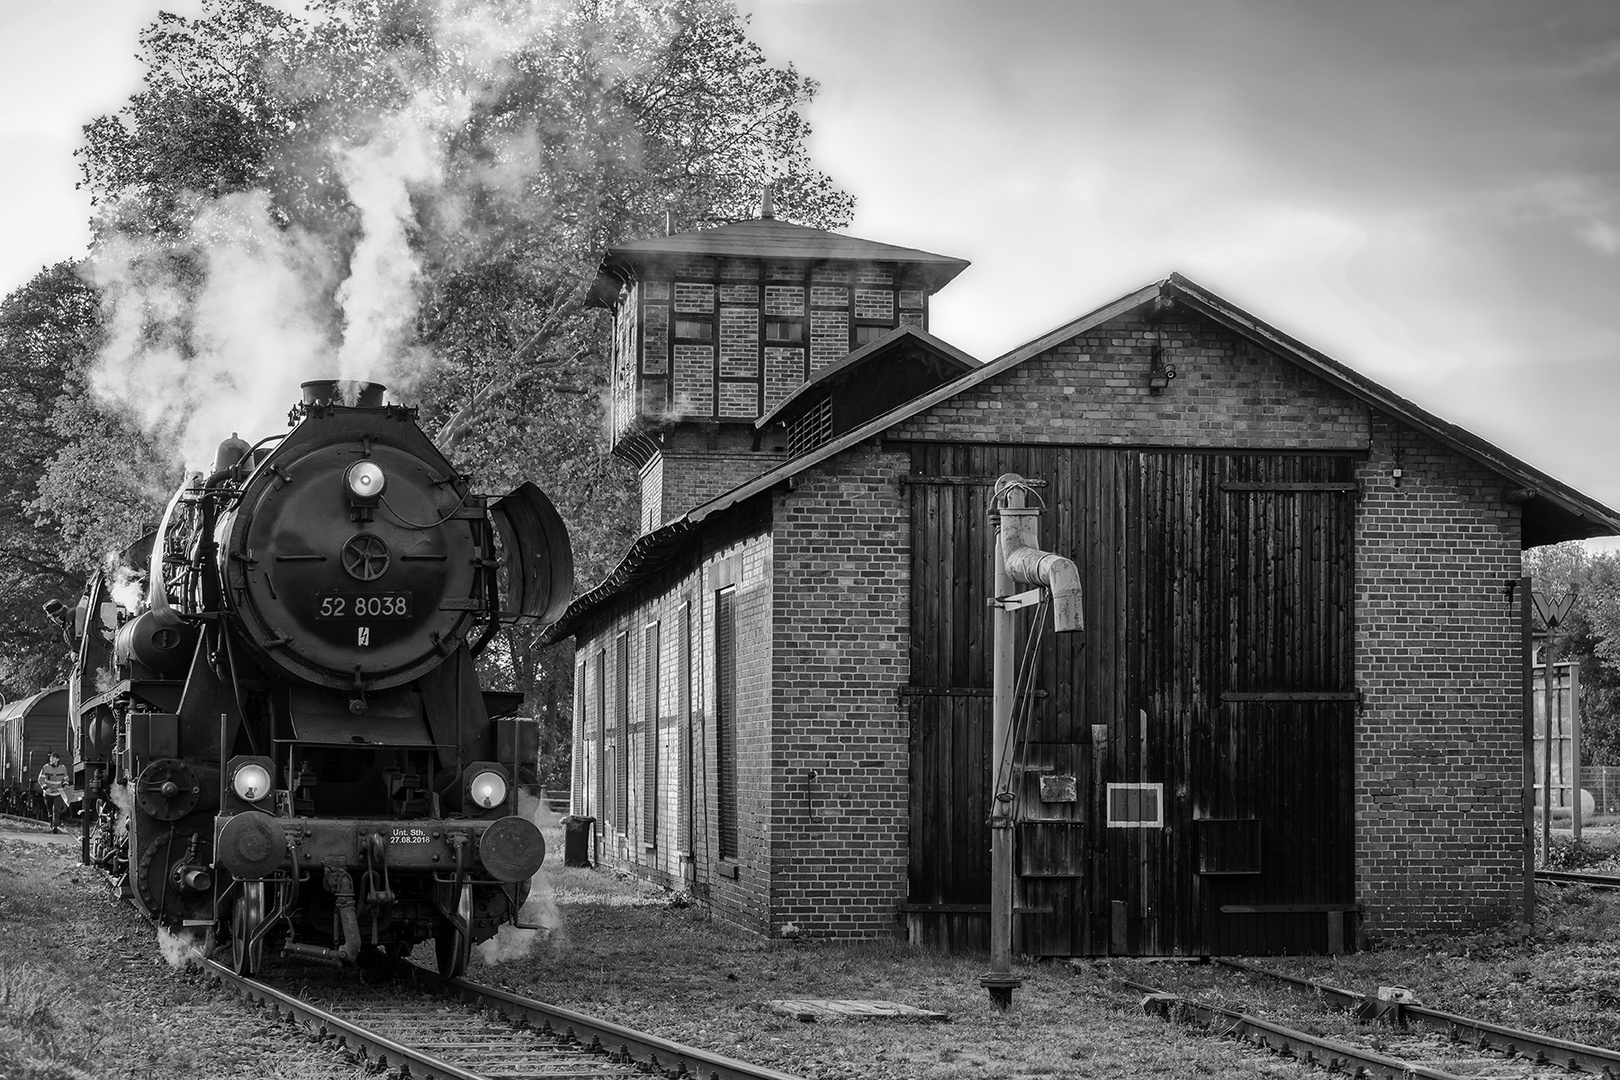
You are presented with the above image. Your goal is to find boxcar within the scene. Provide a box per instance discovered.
[0,687,70,818]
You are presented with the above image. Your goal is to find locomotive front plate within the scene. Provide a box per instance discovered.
[313,592,415,621]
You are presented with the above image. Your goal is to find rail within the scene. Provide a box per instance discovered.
[1536,868,1620,890]
[1120,978,1467,1080]
[203,957,807,1080]
[1215,958,1620,1077]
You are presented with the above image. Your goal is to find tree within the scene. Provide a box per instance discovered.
[63,0,853,765]
[0,265,107,695]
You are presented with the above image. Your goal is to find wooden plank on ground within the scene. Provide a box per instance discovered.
[765,1000,949,1022]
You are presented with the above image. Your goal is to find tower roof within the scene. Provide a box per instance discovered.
[586,217,970,307]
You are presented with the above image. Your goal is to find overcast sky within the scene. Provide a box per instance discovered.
[4,0,1619,522]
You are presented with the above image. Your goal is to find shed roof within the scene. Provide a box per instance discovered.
[756,325,980,430]
[585,218,971,307]
[546,273,1620,641]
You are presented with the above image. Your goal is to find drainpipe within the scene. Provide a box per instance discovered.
[983,474,1084,1009]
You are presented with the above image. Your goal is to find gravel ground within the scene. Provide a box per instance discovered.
[8,823,1620,1080]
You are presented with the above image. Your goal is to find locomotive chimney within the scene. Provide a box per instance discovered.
[301,380,387,408]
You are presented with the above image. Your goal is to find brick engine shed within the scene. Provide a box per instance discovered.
[551,206,1620,956]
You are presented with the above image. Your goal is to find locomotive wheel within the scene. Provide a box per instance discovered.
[434,886,472,979]
[231,882,267,976]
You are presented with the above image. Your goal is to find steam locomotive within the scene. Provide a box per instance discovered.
[67,380,572,977]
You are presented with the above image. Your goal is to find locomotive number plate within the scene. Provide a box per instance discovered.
[390,827,434,845]
[314,592,413,621]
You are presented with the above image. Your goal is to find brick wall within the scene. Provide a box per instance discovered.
[641,427,789,529]
[568,524,778,935]
[1354,411,1524,936]
[889,304,1528,939]
[615,258,931,452]
[892,308,1368,448]
[769,444,912,937]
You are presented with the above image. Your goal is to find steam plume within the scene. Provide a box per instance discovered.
[85,0,580,461]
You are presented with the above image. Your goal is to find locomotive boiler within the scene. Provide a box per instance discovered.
[70,380,572,977]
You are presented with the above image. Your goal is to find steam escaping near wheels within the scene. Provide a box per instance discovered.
[156,926,204,969]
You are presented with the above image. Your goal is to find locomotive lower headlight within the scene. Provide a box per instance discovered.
[468,770,507,809]
[346,460,387,499]
[231,762,273,802]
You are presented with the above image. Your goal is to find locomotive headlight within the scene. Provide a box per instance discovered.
[467,770,507,810]
[231,762,273,803]
[345,460,387,500]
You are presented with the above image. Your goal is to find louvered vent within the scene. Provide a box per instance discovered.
[787,396,833,456]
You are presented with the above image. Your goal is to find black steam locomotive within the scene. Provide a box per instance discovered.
[68,380,571,977]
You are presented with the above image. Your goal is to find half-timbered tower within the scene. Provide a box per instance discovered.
[556,216,1620,954]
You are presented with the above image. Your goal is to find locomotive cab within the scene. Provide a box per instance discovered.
[78,380,573,977]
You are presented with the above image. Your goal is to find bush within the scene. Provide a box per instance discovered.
[1542,835,1610,870]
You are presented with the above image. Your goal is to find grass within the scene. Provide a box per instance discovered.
[0,836,369,1080]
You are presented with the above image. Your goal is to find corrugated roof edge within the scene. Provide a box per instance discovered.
[543,273,1620,642]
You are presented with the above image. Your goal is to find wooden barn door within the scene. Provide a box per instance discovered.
[904,446,1355,956]
[1196,460,1357,954]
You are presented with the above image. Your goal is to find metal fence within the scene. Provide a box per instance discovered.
[1581,766,1620,818]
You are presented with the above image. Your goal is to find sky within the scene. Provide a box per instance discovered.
[3,0,1620,521]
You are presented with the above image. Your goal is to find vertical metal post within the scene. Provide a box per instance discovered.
[1543,662,1553,866]
[981,485,1023,1010]
[1572,662,1583,843]
[1520,575,1534,924]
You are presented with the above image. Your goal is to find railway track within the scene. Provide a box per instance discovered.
[203,956,807,1080]
[1537,868,1620,890]
[1120,957,1620,1080]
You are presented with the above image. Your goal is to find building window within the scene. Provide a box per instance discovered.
[677,600,693,855]
[594,650,606,828]
[715,586,739,861]
[572,660,586,816]
[675,316,712,341]
[1106,783,1164,828]
[614,632,629,834]
[642,621,660,846]
[854,324,890,346]
[765,318,803,344]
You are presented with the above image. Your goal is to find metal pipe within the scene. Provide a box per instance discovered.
[981,484,1021,1009]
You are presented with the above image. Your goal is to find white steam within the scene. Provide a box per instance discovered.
[85,0,578,464]
[106,778,134,844]
[105,559,146,615]
[335,88,469,384]
[156,926,204,969]
[88,190,341,467]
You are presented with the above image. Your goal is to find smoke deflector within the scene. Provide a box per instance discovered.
[489,481,575,626]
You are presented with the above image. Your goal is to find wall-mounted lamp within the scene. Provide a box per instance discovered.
[1147,295,1176,395]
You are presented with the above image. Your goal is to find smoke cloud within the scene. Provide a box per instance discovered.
[85,0,581,466]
